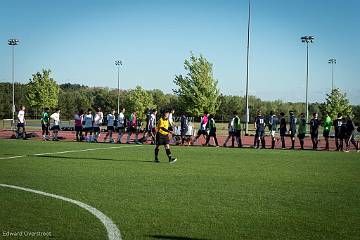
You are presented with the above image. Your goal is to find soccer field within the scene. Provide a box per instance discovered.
[0,139,359,240]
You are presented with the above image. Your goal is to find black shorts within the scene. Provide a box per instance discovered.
[311,132,318,139]
[156,133,170,145]
[93,127,101,133]
[107,126,114,131]
[280,129,286,137]
[298,133,305,140]
[209,129,217,137]
[323,130,330,138]
[290,132,296,138]
[53,125,60,130]
[256,130,265,138]
[75,126,82,132]
[117,127,125,132]
[197,130,207,136]
[42,124,49,131]
[84,127,92,132]
[128,126,137,133]
[233,130,241,137]
[17,123,25,128]
[181,128,188,136]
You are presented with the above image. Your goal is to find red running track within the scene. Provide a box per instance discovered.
[1,129,357,151]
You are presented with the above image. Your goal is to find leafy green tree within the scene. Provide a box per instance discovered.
[91,88,116,113]
[352,105,360,125]
[320,88,353,119]
[217,95,245,120]
[126,86,155,119]
[148,89,169,111]
[26,69,59,114]
[173,52,220,115]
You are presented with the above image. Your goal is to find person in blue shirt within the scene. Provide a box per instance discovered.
[279,112,287,149]
[289,111,297,150]
[344,116,359,152]
[268,111,277,149]
[254,110,266,149]
[180,113,188,145]
[309,112,320,150]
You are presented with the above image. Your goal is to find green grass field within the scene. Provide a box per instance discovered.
[0,139,359,240]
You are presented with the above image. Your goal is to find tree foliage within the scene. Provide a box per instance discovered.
[173,52,220,115]
[1,82,358,125]
[25,69,59,113]
[320,88,353,119]
[126,86,155,119]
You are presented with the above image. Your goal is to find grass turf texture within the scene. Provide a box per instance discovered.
[0,139,359,240]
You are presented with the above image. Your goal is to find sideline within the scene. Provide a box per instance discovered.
[0,183,122,240]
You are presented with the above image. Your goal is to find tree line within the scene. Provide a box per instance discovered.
[1,81,358,124]
[0,53,358,124]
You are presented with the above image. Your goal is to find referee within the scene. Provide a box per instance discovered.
[154,110,177,163]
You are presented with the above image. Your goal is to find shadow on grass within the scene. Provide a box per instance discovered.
[35,154,162,163]
[147,235,208,240]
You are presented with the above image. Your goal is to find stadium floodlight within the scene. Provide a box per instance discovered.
[8,38,20,129]
[115,60,123,114]
[300,35,315,123]
[328,58,336,91]
[245,0,251,135]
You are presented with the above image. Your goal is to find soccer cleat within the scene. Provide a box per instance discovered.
[154,158,160,163]
[169,157,177,164]
[357,150,360,153]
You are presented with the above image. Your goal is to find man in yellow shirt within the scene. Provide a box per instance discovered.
[155,110,177,163]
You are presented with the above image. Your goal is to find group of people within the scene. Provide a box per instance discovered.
[15,106,61,141]
[71,108,176,145]
[220,110,359,152]
[182,110,359,152]
[14,106,360,153]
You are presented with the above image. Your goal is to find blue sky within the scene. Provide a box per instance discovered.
[0,0,359,104]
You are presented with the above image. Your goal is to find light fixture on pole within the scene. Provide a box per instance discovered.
[301,35,314,122]
[245,0,251,135]
[115,60,122,114]
[8,38,20,129]
[328,58,336,91]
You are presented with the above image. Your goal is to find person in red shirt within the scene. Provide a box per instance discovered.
[192,111,209,145]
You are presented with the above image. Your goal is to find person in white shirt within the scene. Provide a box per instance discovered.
[168,109,175,130]
[83,108,94,142]
[141,109,157,144]
[93,107,103,142]
[16,106,26,139]
[117,108,126,144]
[168,108,176,143]
[104,109,116,143]
[50,109,61,141]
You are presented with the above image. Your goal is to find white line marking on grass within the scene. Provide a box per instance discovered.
[0,155,25,160]
[33,145,142,156]
[0,183,122,240]
[0,144,143,160]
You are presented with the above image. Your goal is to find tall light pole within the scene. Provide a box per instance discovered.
[115,60,122,114]
[328,58,336,91]
[8,38,20,129]
[301,36,314,122]
[245,0,251,135]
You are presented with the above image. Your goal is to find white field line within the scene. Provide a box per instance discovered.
[0,145,143,160]
[0,155,25,160]
[0,183,121,240]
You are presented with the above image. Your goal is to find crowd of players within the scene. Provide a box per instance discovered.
[14,105,360,153]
